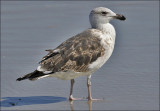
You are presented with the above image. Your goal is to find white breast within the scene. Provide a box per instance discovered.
[88,23,116,71]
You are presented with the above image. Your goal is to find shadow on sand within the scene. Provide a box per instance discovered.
[0,96,67,107]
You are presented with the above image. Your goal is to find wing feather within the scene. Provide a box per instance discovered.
[39,29,105,73]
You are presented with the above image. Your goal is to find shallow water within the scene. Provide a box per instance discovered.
[1,1,159,110]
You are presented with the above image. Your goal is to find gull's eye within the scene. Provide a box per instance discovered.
[101,11,108,15]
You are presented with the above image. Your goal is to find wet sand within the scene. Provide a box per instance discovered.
[1,1,159,110]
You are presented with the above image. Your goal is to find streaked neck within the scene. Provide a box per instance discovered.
[92,23,116,37]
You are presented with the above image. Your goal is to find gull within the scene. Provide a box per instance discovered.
[17,7,126,101]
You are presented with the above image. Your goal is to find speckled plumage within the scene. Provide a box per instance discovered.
[39,29,105,73]
[17,7,125,101]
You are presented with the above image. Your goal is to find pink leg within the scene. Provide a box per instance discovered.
[87,75,102,101]
[87,75,92,100]
[69,79,75,100]
[69,79,81,101]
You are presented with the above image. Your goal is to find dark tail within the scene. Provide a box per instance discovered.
[16,70,46,81]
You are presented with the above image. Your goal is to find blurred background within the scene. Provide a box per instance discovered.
[1,1,159,110]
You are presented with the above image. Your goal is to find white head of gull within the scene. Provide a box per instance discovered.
[17,7,126,101]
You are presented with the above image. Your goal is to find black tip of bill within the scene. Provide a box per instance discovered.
[120,15,126,20]
[116,14,126,21]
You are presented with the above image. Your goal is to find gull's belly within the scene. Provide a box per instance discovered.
[39,70,95,80]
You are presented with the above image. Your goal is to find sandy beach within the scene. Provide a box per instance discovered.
[1,1,159,110]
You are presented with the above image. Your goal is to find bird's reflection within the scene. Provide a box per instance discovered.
[87,100,93,111]
[69,101,74,111]
[69,100,93,111]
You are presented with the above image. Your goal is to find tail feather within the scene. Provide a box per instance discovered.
[16,70,46,81]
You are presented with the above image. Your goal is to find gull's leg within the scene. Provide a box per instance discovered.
[87,75,93,100]
[87,75,103,101]
[69,79,75,100]
[69,79,82,101]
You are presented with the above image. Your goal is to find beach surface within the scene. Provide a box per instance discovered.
[1,1,159,110]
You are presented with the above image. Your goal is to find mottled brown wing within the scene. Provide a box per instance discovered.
[40,49,59,63]
[40,29,105,73]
